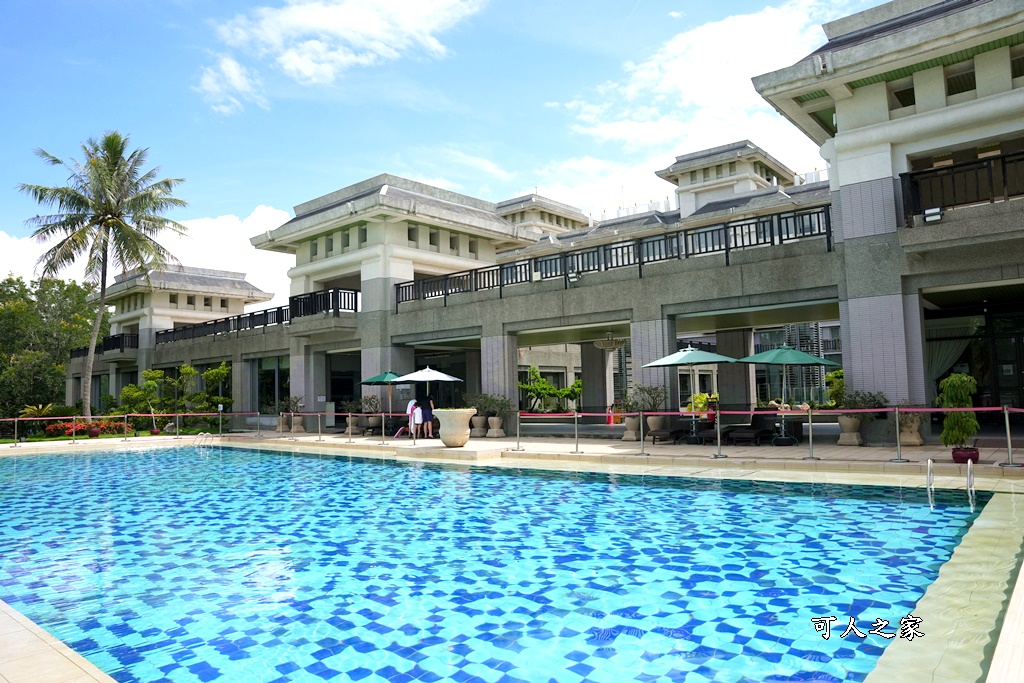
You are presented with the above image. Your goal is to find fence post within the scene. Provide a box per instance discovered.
[512,412,523,452]
[318,413,323,443]
[10,419,18,448]
[380,411,386,446]
[571,411,582,455]
[257,412,262,439]
[711,409,726,459]
[72,417,77,444]
[1001,405,1022,468]
[803,408,819,460]
[890,406,908,463]
[174,413,181,440]
[123,420,129,442]
[639,411,645,455]
[346,413,354,444]
[289,412,297,441]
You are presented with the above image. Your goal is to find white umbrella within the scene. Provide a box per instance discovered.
[393,366,463,396]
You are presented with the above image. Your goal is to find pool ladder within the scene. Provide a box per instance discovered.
[192,432,215,449]
[931,458,977,511]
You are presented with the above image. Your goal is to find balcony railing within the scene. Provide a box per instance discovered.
[396,205,832,309]
[901,150,1024,226]
[154,288,358,344]
[70,333,139,359]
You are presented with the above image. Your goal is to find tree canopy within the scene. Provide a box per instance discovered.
[0,276,103,417]
[19,131,187,418]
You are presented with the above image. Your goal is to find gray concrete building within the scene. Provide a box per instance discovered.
[69,0,1024,422]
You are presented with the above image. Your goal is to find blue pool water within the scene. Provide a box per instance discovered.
[0,447,986,683]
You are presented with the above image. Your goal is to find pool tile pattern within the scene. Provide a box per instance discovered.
[0,447,988,682]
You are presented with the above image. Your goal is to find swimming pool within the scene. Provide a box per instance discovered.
[0,447,988,682]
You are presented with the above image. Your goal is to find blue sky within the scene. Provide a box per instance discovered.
[0,0,872,304]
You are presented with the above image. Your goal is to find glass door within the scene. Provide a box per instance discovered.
[994,336,1022,408]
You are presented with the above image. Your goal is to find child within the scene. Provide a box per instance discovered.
[412,401,424,438]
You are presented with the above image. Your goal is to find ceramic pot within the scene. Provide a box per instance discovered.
[646,415,667,432]
[436,409,475,447]
[952,447,979,464]
[622,416,641,441]
[87,426,101,438]
[486,416,505,438]
[837,415,863,446]
[470,415,488,438]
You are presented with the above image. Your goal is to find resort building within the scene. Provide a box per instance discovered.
[68,0,1024,425]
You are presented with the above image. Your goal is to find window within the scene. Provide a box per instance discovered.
[945,62,976,97]
[326,236,334,253]
[310,241,318,258]
[186,295,195,306]
[169,293,178,305]
[203,297,212,307]
[220,298,228,309]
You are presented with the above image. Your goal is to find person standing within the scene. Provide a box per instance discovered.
[422,395,436,438]
[406,397,418,438]
[412,401,424,439]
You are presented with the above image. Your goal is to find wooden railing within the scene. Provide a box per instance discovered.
[70,333,139,359]
[901,150,1024,226]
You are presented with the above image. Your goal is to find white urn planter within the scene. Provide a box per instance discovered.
[436,409,476,448]
[486,416,505,438]
[470,415,488,438]
[622,416,641,441]
[292,415,305,433]
[276,415,289,433]
[837,415,863,446]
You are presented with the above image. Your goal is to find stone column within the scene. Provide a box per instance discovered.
[481,333,519,402]
[580,342,610,420]
[630,318,678,409]
[715,329,755,414]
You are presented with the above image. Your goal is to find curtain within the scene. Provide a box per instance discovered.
[925,326,976,401]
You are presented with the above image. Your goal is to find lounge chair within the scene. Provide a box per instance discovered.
[728,412,776,446]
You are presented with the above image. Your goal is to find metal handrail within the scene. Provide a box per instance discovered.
[396,204,832,308]
[900,149,1024,226]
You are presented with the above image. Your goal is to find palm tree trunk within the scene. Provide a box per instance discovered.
[81,244,108,420]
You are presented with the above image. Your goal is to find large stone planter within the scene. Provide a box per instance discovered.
[470,415,488,438]
[292,415,305,433]
[646,415,667,433]
[436,409,475,448]
[837,415,863,446]
[486,416,505,438]
[276,415,289,433]
[622,416,641,441]
[898,413,924,446]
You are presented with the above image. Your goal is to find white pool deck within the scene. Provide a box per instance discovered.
[3,432,1024,682]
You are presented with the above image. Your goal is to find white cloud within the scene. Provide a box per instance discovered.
[195,56,268,115]
[555,0,853,174]
[668,11,684,19]
[1,206,295,310]
[442,150,514,181]
[199,0,485,110]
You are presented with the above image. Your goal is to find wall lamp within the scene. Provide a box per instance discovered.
[567,271,581,284]
[923,207,943,223]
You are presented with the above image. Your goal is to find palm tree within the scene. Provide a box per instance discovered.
[19,131,187,419]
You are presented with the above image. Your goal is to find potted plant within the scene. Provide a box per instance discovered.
[462,393,492,436]
[278,396,303,433]
[895,401,925,446]
[619,391,641,441]
[633,384,669,433]
[836,390,888,446]
[936,373,980,463]
[462,393,515,437]
[340,399,364,435]
[362,395,382,429]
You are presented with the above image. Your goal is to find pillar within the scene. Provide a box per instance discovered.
[580,342,610,415]
[630,318,679,409]
[481,333,519,403]
[715,329,755,415]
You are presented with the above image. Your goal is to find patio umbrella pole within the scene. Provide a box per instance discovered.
[803,407,818,460]
[1001,405,1022,467]
[890,406,908,463]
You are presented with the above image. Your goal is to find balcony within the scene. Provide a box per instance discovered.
[154,288,358,345]
[901,150,1024,227]
[70,333,139,359]
[396,205,832,309]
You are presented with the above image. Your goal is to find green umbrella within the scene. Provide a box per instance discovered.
[361,371,403,417]
[644,346,737,442]
[735,345,840,405]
